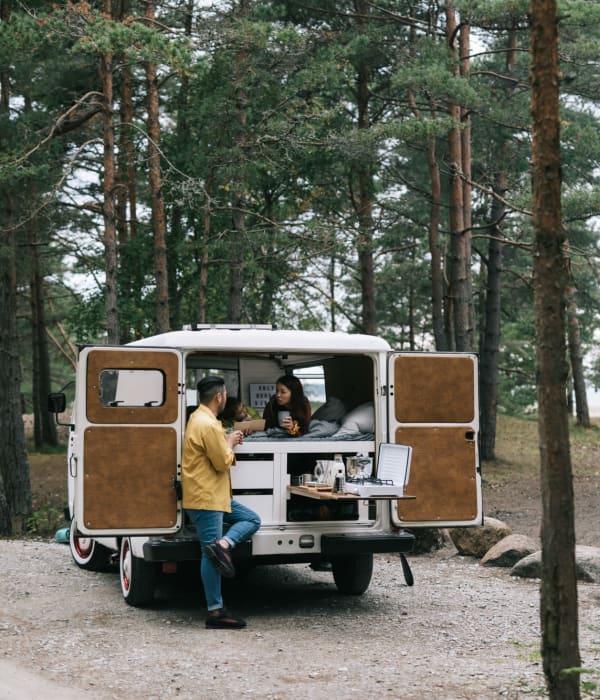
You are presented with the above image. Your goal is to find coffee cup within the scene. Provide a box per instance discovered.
[277,410,291,427]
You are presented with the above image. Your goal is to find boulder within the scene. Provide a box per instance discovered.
[448,517,512,558]
[511,545,600,582]
[481,534,538,568]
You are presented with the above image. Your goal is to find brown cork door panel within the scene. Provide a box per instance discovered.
[83,426,177,530]
[394,355,475,424]
[395,426,478,522]
[86,349,179,424]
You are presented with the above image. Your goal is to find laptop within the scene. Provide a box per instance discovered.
[345,443,412,497]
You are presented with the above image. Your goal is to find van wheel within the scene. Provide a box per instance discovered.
[119,537,156,607]
[331,554,373,595]
[69,522,112,571]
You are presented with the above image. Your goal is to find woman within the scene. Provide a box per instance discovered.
[262,375,311,436]
[219,396,260,430]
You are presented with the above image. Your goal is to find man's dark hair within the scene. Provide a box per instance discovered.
[197,376,225,404]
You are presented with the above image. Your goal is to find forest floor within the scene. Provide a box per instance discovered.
[26,414,600,545]
[4,415,599,700]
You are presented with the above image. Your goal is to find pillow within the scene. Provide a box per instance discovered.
[312,397,347,423]
[334,402,374,436]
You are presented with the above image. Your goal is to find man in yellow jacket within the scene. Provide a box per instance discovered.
[182,375,261,629]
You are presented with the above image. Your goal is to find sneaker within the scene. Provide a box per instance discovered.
[204,540,236,578]
[205,608,246,629]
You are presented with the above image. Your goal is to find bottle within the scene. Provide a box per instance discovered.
[332,454,345,493]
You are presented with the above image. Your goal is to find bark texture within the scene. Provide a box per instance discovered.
[145,1,170,333]
[565,284,590,428]
[530,1,581,697]
[0,205,32,534]
[354,0,376,335]
[479,31,518,461]
[100,42,120,344]
[29,224,57,447]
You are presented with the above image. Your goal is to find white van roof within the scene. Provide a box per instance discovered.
[130,327,391,354]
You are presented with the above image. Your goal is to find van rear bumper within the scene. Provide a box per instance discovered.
[320,531,414,556]
[143,530,414,563]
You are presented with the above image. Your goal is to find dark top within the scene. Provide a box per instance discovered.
[263,397,312,436]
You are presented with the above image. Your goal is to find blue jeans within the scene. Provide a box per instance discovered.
[185,500,261,611]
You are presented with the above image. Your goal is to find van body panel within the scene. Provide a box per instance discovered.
[388,352,482,527]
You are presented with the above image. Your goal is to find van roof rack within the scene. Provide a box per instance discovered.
[182,323,278,331]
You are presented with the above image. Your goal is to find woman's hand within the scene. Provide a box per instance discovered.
[281,416,294,431]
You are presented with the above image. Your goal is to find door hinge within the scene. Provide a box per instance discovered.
[172,478,182,500]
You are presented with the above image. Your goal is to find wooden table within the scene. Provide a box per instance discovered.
[288,485,416,502]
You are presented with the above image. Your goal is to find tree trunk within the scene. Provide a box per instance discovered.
[0,197,32,534]
[145,1,170,334]
[198,176,214,324]
[445,1,470,351]
[258,189,278,325]
[227,0,250,324]
[479,32,518,461]
[530,2,581,698]
[565,284,590,428]
[407,10,447,351]
[116,0,140,341]
[29,222,58,448]
[459,21,475,349]
[0,0,10,113]
[354,0,376,335]
[167,0,193,332]
[0,0,31,533]
[426,135,448,350]
[479,177,504,461]
[100,43,120,344]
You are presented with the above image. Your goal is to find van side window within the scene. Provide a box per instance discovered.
[99,369,165,407]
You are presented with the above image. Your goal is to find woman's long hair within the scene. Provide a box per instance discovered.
[263,374,311,433]
[276,375,306,415]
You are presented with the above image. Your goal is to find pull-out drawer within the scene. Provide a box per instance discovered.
[233,495,274,525]
[231,460,274,489]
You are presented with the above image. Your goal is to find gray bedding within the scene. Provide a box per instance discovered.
[244,419,373,442]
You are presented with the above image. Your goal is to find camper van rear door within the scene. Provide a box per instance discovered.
[76,346,183,536]
[386,352,482,527]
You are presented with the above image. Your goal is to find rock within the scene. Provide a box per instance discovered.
[448,517,512,558]
[481,534,538,568]
[407,527,445,554]
[511,545,600,582]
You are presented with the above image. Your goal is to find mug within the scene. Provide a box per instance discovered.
[277,410,291,427]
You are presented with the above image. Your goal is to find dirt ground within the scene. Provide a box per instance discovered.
[6,421,600,700]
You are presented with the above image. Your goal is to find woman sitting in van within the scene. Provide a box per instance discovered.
[219,397,259,428]
[219,397,261,435]
[262,375,311,437]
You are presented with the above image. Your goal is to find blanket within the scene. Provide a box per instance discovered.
[244,419,373,442]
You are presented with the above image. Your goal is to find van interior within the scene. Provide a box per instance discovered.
[184,351,377,525]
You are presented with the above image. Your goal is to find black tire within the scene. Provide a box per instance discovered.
[69,522,113,571]
[119,537,156,607]
[331,553,373,595]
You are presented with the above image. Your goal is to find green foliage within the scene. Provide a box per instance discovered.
[2,0,599,425]
[26,506,64,536]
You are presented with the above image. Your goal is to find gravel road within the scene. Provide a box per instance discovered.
[1,539,599,700]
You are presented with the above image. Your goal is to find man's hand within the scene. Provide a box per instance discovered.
[226,430,244,448]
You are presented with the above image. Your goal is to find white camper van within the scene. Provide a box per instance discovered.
[50,325,482,607]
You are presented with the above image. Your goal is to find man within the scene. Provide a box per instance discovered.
[182,375,261,629]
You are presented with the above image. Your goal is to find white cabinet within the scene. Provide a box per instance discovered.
[231,442,374,526]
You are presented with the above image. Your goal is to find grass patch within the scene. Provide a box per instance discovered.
[26,506,64,536]
[484,415,600,486]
